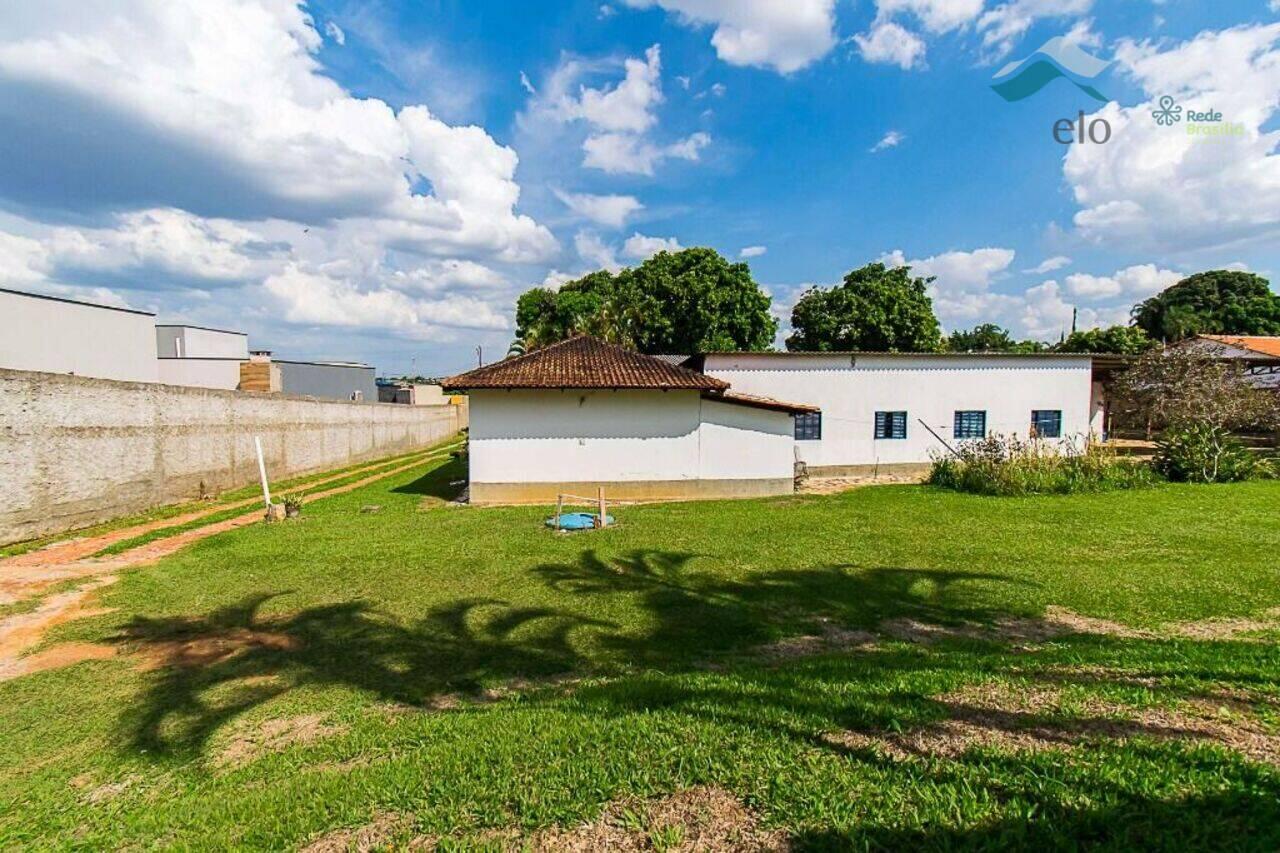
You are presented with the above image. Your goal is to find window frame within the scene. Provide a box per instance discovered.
[953,410,987,440]
[794,411,823,441]
[874,410,908,440]
[1031,409,1063,439]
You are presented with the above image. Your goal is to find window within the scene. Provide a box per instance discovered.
[1031,409,1062,439]
[953,410,987,439]
[794,412,822,441]
[874,411,908,440]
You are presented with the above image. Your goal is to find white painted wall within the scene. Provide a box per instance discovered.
[468,389,793,484]
[157,358,243,390]
[156,325,248,359]
[697,398,795,480]
[0,289,158,383]
[702,353,1095,468]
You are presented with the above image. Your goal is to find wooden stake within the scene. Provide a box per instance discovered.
[555,494,563,530]
[254,436,272,508]
[597,486,606,528]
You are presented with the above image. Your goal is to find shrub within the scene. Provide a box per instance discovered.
[1154,424,1273,483]
[928,434,1159,496]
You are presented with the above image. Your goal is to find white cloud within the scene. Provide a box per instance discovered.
[582,131,710,175]
[554,190,644,227]
[874,0,985,34]
[264,264,508,335]
[870,130,906,152]
[0,0,559,354]
[1064,24,1280,251]
[529,46,711,176]
[1063,263,1181,301]
[882,246,1017,292]
[977,0,1093,60]
[622,232,682,259]
[622,0,838,73]
[853,21,928,70]
[520,71,536,95]
[740,245,767,258]
[563,44,663,133]
[1025,255,1071,274]
[574,230,621,271]
[1016,279,1130,341]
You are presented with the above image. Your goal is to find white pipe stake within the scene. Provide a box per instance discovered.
[254,436,272,508]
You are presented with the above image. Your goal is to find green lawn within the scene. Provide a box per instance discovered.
[3,458,1280,850]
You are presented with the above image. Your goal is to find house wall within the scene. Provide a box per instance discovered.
[0,368,466,545]
[702,353,1095,474]
[157,357,244,390]
[277,360,378,402]
[466,389,793,503]
[0,288,158,383]
[156,326,249,359]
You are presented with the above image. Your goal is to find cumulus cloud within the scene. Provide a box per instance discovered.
[977,0,1093,60]
[622,232,682,259]
[1064,24,1280,251]
[1063,263,1181,301]
[528,45,711,176]
[740,245,767,258]
[554,190,644,227]
[0,0,558,356]
[621,0,838,73]
[852,21,927,70]
[574,229,621,271]
[582,131,710,175]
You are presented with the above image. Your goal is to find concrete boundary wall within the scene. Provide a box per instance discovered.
[0,368,467,544]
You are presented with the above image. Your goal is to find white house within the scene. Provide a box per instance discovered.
[691,351,1101,475]
[156,323,250,390]
[442,336,817,503]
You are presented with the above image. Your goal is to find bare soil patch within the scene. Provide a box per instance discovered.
[215,713,348,769]
[753,622,877,662]
[799,473,927,496]
[131,627,299,671]
[301,811,408,853]
[518,786,789,852]
[825,681,1280,765]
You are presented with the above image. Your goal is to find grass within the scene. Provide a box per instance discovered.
[0,441,461,559]
[2,460,1280,849]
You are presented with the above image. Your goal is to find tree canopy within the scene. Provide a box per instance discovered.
[1056,325,1156,355]
[945,323,1046,353]
[512,248,776,354]
[1132,270,1280,342]
[786,262,941,352]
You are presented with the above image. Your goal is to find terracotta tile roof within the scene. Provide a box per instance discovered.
[441,335,730,391]
[703,390,820,415]
[1199,335,1280,359]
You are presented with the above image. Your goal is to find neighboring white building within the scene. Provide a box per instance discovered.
[443,336,816,503]
[1178,335,1280,390]
[692,351,1099,475]
[0,287,160,383]
[156,323,250,390]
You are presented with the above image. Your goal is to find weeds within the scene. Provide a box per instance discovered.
[929,434,1159,496]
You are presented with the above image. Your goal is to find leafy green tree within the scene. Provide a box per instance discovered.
[786,262,941,352]
[1132,270,1280,342]
[1055,325,1156,355]
[945,323,1046,353]
[510,248,776,354]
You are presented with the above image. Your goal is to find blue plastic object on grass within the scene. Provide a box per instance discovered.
[546,512,614,530]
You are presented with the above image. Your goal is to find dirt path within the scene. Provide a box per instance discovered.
[0,445,459,681]
[1,445,454,575]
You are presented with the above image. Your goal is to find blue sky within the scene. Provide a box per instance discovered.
[0,1,1277,376]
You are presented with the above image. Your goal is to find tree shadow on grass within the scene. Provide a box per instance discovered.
[390,457,467,501]
[110,543,1280,842]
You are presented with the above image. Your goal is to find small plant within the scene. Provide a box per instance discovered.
[282,496,304,518]
[929,433,1158,496]
[1154,423,1271,483]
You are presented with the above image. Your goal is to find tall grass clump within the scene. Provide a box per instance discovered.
[929,434,1159,496]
